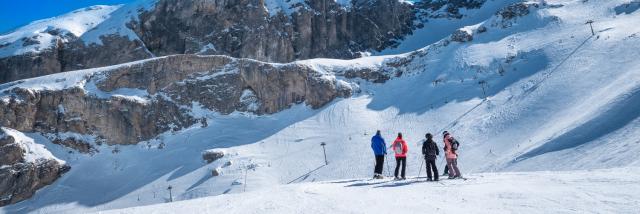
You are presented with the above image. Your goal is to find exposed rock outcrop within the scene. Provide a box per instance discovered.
[51,137,98,154]
[137,0,416,62]
[0,0,418,84]
[0,128,69,207]
[0,34,152,84]
[202,149,225,164]
[451,29,473,42]
[0,55,352,145]
[416,0,486,19]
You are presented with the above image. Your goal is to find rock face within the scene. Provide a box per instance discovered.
[52,137,98,154]
[490,2,552,29]
[0,55,352,145]
[137,0,416,62]
[0,0,417,84]
[416,0,486,19]
[0,34,152,84]
[451,29,473,42]
[202,149,225,164]
[0,128,69,207]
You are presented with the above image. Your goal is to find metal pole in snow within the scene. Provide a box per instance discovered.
[243,167,248,192]
[321,142,328,165]
[586,20,595,36]
[167,186,173,202]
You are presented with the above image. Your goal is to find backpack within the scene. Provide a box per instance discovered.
[450,138,460,151]
[393,141,403,154]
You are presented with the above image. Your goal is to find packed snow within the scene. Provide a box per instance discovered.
[377,0,522,55]
[1,0,640,213]
[101,168,640,214]
[80,0,157,46]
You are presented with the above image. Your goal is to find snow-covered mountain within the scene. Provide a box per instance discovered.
[1,0,639,213]
[0,0,419,84]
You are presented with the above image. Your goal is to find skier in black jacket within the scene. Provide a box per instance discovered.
[421,133,440,181]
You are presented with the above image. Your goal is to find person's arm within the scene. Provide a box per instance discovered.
[435,143,440,156]
[421,141,427,155]
[382,139,387,155]
[403,141,408,155]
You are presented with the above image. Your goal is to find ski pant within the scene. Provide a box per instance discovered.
[425,158,438,180]
[374,155,385,175]
[446,158,461,177]
[395,157,407,178]
[443,165,449,175]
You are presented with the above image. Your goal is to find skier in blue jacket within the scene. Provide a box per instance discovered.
[371,130,387,179]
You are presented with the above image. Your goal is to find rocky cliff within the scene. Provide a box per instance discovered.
[0,127,69,206]
[0,55,353,146]
[0,0,417,84]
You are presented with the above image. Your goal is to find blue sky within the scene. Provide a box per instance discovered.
[0,0,135,34]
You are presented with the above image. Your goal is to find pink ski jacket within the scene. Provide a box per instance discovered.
[444,135,457,159]
[392,138,408,158]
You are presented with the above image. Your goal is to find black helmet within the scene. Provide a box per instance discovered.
[442,131,449,135]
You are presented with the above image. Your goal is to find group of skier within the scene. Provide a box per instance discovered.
[371,130,462,181]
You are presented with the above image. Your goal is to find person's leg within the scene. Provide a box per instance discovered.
[375,155,384,175]
[452,158,462,178]
[443,165,449,176]
[373,156,378,176]
[400,157,407,179]
[430,159,439,181]
[426,159,433,180]
[395,157,400,178]
[446,158,456,178]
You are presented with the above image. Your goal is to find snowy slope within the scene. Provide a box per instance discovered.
[0,5,119,58]
[377,0,522,55]
[1,0,640,213]
[0,1,157,58]
[101,167,640,214]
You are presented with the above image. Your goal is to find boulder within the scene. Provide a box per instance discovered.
[202,149,225,164]
[451,29,473,43]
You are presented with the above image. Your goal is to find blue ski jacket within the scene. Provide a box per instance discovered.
[371,134,387,156]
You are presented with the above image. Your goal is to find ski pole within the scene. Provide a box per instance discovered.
[385,154,391,177]
[418,156,424,178]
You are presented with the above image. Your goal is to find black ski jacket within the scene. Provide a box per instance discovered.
[422,139,439,160]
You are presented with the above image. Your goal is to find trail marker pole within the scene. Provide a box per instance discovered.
[586,20,595,36]
[167,186,173,202]
[321,142,328,165]
[243,167,248,192]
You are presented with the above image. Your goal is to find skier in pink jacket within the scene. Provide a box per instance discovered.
[443,131,462,179]
[391,133,408,180]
